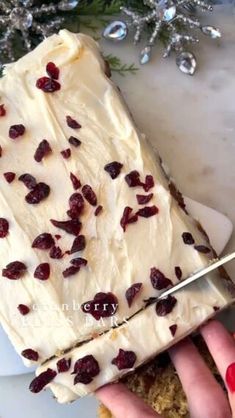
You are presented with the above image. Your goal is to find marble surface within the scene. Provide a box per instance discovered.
[1,6,235,418]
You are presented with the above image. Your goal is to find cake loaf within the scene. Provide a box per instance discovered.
[0,30,234,401]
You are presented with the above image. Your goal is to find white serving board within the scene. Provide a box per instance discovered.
[0,197,233,377]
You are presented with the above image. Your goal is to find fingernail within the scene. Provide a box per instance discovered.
[226,363,235,392]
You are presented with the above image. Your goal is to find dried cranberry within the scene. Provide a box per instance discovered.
[70,173,81,190]
[29,368,57,393]
[63,266,80,278]
[46,62,59,80]
[0,104,6,116]
[194,245,211,254]
[136,193,153,205]
[120,206,138,232]
[9,124,25,139]
[150,268,173,290]
[82,185,97,206]
[111,349,136,370]
[169,324,177,336]
[57,358,71,373]
[136,206,159,218]
[125,283,142,307]
[0,218,9,238]
[81,292,118,320]
[182,232,195,245]
[104,161,123,179]
[70,257,87,268]
[4,172,15,183]
[175,266,182,280]
[49,245,63,259]
[213,306,220,312]
[55,234,61,240]
[25,182,50,204]
[66,116,81,129]
[125,170,142,187]
[72,355,100,383]
[19,173,37,190]
[2,261,26,280]
[36,77,60,93]
[34,139,52,162]
[0,146,2,157]
[50,219,81,236]
[69,193,84,214]
[32,233,55,249]
[70,235,86,254]
[143,175,154,192]
[21,349,39,361]
[94,205,103,216]
[17,304,30,316]
[156,296,177,316]
[61,148,71,159]
[74,373,93,385]
[68,136,81,147]
[34,263,50,281]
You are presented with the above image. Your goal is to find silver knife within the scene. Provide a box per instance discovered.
[146,252,235,304]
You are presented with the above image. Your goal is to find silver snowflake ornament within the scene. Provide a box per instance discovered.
[103,0,221,75]
[0,0,79,64]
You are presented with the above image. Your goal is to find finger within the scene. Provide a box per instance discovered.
[96,383,162,418]
[169,337,231,418]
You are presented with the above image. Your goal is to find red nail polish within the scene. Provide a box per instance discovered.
[226,363,235,392]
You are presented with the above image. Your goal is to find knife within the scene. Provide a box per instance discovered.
[146,252,235,304]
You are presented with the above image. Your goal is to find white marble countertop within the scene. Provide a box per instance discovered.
[1,6,235,418]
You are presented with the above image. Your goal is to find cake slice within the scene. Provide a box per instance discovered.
[0,30,234,399]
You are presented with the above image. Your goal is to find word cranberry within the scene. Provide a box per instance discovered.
[21,349,39,361]
[182,232,195,245]
[18,304,30,316]
[2,261,26,280]
[34,263,50,281]
[29,368,57,393]
[46,62,59,80]
[156,296,177,316]
[49,246,63,259]
[61,148,71,159]
[70,173,81,190]
[0,218,9,238]
[19,173,37,190]
[82,185,97,206]
[82,292,118,320]
[66,116,81,129]
[57,358,71,373]
[9,124,25,139]
[4,172,15,183]
[70,235,86,254]
[136,193,153,205]
[69,136,81,147]
[50,219,82,236]
[136,206,158,218]
[104,161,123,179]
[111,349,136,370]
[25,182,50,204]
[150,268,173,290]
[32,233,55,250]
[34,139,52,162]
[36,77,60,93]
[125,283,142,307]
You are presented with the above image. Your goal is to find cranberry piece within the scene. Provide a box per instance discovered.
[61,148,71,159]
[4,172,15,183]
[29,368,57,393]
[22,349,39,361]
[55,234,61,240]
[104,161,123,179]
[34,263,50,281]
[0,104,6,116]
[120,206,138,232]
[70,173,81,190]
[125,283,142,307]
[182,232,195,245]
[69,136,81,147]
[82,185,97,206]
[194,245,211,254]
[63,266,80,278]
[125,170,142,187]
[66,116,81,129]
[169,324,177,336]
[213,306,220,312]
[19,173,37,190]
[70,235,86,254]
[150,268,173,290]
[32,233,55,250]
[69,193,84,214]
[175,266,182,280]
[70,257,87,268]
[36,77,60,93]
[143,175,154,192]
[111,349,137,370]
[9,124,25,139]
[136,206,159,218]
[50,219,81,236]
[34,139,52,162]
[46,62,59,80]
[17,304,30,316]
[0,145,2,157]
[49,245,63,259]
[94,205,103,216]
[81,292,118,320]
[0,218,9,238]
[156,296,177,316]
[25,182,50,204]
[72,355,100,382]
[136,193,153,205]
[57,358,71,373]
[2,261,26,280]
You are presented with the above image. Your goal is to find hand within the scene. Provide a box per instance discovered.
[96,320,235,418]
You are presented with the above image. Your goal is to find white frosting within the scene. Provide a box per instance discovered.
[0,30,234,376]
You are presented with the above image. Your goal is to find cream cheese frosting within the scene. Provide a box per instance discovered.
[0,30,234,385]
